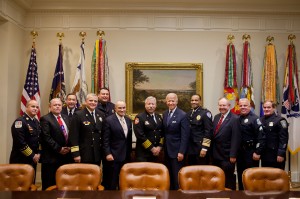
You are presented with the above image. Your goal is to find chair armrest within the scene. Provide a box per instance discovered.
[46,185,58,191]
[30,184,38,191]
[97,185,105,190]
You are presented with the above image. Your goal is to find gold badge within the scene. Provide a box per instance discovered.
[196,115,201,120]
[83,121,90,125]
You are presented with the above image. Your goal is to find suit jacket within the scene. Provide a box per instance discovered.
[69,108,104,163]
[61,107,79,116]
[212,112,241,161]
[40,113,72,164]
[163,108,190,159]
[103,114,132,162]
[97,101,115,118]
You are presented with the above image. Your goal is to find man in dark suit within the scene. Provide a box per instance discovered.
[102,101,132,190]
[163,93,190,190]
[69,93,104,165]
[61,93,79,119]
[97,87,115,117]
[40,98,72,190]
[212,97,241,190]
[134,96,164,162]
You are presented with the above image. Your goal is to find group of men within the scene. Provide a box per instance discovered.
[9,90,288,190]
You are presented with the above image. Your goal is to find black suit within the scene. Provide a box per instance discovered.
[40,113,72,190]
[61,107,79,120]
[97,101,115,118]
[102,113,132,190]
[212,112,241,190]
[69,108,104,164]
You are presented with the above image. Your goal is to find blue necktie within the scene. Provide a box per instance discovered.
[167,110,172,124]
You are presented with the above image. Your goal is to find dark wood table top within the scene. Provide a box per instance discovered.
[1,190,300,199]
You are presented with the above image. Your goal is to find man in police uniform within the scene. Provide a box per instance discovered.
[10,100,41,173]
[187,94,213,165]
[134,96,164,162]
[237,98,266,190]
[69,93,104,165]
[97,87,115,117]
[261,100,288,170]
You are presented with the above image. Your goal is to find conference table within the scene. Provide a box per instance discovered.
[1,190,300,199]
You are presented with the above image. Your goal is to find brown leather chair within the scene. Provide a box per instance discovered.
[46,163,104,190]
[242,167,289,192]
[119,162,170,190]
[178,165,226,191]
[0,164,37,191]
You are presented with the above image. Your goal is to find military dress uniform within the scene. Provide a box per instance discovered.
[187,107,213,165]
[133,111,164,162]
[237,111,266,190]
[9,113,41,171]
[260,113,288,169]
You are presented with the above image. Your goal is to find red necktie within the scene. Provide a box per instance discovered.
[214,114,224,136]
[57,116,68,142]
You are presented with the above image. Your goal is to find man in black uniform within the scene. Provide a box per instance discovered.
[69,93,104,165]
[10,100,41,174]
[261,100,288,169]
[187,94,213,165]
[134,96,164,162]
[97,87,115,117]
[61,93,79,119]
[237,98,266,190]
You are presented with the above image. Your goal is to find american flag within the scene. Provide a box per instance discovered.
[20,46,41,118]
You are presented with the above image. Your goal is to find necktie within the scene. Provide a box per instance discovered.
[151,114,157,124]
[57,116,68,142]
[167,110,172,124]
[91,111,96,123]
[120,117,128,137]
[214,114,224,136]
[68,110,73,117]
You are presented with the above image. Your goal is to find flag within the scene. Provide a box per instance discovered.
[20,45,41,119]
[240,40,255,110]
[71,41,88,106]
[281,43,300,155]
[261,43,280,116]
[224,42,240,114]
[49,44,66,103]
[91,38,109,94]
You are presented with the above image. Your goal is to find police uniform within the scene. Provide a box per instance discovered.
[97,101,115,118]
[133,111,164,162]
[260,113,288,169]
[237,111,266,190]
[9,113,41,171]
[187,106,213,165]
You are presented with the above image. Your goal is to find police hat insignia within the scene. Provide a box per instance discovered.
[134,118,139,124]
[196,115,201,120]
[15,121,22,128]
[280,120,288,128]
[244,119,248,123]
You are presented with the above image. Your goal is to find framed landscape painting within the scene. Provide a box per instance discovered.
[125,62,203,118]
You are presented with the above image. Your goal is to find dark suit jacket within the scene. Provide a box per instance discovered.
[163,108,190,159]
[103,114,132,162]
[212,112,241,161]
[61,107,79,116]
[69,108,104,163]
[97,101,115,118]
[40,113,72,164]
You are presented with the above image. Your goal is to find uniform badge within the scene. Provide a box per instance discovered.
[134,118,139,125]
[196,115,201,121]
[269,122,273,126]
[99,117,102,122]
[256,119,262,125]
[145,121,150,125]
[206,112,212,118]
[83,121,90,125]
[280,120,288,128]
[244,119,248,123]
[15,121,22,128]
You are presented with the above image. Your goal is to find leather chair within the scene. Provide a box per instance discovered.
[0,164,37,191]
[242,167,289,192]
[178,165,226,191]
[46,163,104,190]
[119,162,170,190]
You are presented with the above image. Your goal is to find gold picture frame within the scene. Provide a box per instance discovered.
[125,62,203,118]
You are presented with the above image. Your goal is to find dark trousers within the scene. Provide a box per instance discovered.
[41,163,62,190]
[262,160,285,170]
[213,159,236,190]
[102,160,125,190]
[165,156,185,190]
[188,154,210,165]
[237,148,259,190]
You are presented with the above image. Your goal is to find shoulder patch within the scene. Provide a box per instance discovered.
[256,118,262,125]
[15,121,22,128]
[134,118,139,125]
[206,112,212,118]
[280,120,288,128]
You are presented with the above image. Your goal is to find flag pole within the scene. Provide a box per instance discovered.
[31,30,38,47]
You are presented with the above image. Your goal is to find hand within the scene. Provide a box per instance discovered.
[277,156,284,162]
[151,147,158,156]
[230,157,236,164]
[32,154,40,163]
[252,152,260,161]
[177,153,184,162]
[74,156,81,163]
[106,154,114,161]
[59,147,70,155]
[199,149,207,158]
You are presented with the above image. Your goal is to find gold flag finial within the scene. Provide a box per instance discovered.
[31,30,38,47]
[242,34,251,42]
[79,31,87,42]
[266,36,274,44]
[56,32,65,43]
[97,30,105,38]
[227,34,235,44]
[288,34,296,44]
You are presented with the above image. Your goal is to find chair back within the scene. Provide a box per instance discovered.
[55,163,101,190]
[0,164,35,191]
[242,167,289,192]
[178,165,226,190]
[119,162,170,190]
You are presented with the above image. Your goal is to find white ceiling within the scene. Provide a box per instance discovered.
[12,0,300,15]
